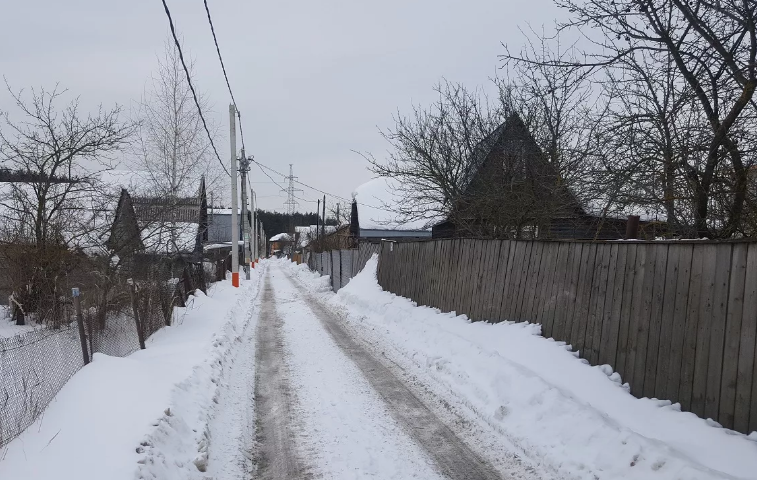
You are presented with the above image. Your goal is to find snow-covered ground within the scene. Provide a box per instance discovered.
[286,256,757,480]
[3,254,756,480]
[0,307,43,338]
[0,270,263,480]
[270,267,447,479]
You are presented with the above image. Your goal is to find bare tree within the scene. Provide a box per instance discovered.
[366,80,510,229]
[134,39,222,199]
[507,0,757,238]
[0,83,132,323]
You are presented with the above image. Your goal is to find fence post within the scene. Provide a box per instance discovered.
[72,288,90,365]
[129,283,146,350]
[626,215,640,239]
[182,266,194,300]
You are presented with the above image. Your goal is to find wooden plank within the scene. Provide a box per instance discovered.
[533,242,556,328]
[477,241,497,320]
[718,243,747,430]
[642,244,670,398]
[561,243,584,347]
[691,244,718,417]
[572,243,596,358]
[523,242,544,322]
[608,244,630,368]
[439,240,452,309]
[615,244,638,382]
[492,241,513,323]
[457,239,475,316]
[503,241,525,320]
[735,243,757,433]
[678,246,704,412]
[597,244,620,367]
[552,243,575,341]
[463,240,482,318]
[497,241,519,321]
[447,239,464,313]
[625,244,651,396]
[664,245,694,403]
[653,244,681,400]
[543,242,567,339]
[478,240,500,321]
[474,240,490,319]
[587,244,612,365]
[704,245,733,422]
[513,241,535,321]
[583,244,605,364]
[442,240,459,313]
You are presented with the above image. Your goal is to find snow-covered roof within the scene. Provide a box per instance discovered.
[140,221,198,255]
[353,178,434,231]
[269,232,292,242]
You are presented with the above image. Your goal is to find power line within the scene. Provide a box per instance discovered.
[202,0,245,151]
[158,0,229,177]
[248,158,395,213]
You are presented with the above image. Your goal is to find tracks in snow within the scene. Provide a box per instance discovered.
[258,263,506,480]
[253,273,310,479]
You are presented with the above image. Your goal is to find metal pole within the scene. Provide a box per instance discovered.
[72,288,90,365]
[240,155,251,280]
[230,104,239,287]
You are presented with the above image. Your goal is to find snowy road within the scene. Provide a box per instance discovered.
[252,262,508,479]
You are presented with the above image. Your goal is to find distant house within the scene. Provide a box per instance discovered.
[350,179,432,244]
[269,232,293,257]
[431,113,661,240]
[107,177,208,263]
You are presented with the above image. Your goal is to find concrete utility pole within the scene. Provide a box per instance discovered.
[252,190,257,262]
[239,153,251,280]
[230,104,239,288]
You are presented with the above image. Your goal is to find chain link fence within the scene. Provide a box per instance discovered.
[0,255,229,449]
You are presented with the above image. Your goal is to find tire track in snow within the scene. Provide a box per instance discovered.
[253,272,311,479]
[280,267,505,480]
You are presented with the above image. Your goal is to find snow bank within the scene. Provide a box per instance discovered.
[0,268,264,480]
[295,256,757,480]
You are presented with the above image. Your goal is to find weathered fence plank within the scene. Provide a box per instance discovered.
[597,244,619,367]
[562,243,584,346]
[735,243,757,433]
[523,241,544,322]
[705,245,733,422]
[573,243,597,359]
[691,244,718,417]
[615,244,639,381]
[653,245,681,400]
[641,244,669,398]
[719,243,747,430]
[587,244,611,365]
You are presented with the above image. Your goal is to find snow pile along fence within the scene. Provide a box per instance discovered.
[377,238,757,435]
[307,243,380,292]
[0,259,223,449]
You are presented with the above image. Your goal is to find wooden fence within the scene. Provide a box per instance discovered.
[309,243,381,292]
[377,238,757,435]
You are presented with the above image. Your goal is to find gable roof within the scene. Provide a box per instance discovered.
[461,113,584,215]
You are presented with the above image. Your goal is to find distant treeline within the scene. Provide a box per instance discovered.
[257,210,337,237]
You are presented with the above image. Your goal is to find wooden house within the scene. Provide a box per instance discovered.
[431,114,662,240]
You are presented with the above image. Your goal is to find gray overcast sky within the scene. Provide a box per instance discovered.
[1,0,562,212]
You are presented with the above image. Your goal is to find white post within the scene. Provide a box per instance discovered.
[230,104,239,287]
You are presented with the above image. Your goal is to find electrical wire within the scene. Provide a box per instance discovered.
[202,0,245,151]
[158,0,230,177]
[248,158,395,213]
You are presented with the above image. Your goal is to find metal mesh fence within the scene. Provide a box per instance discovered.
[0,258,222,449]
[0,323,84,448]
